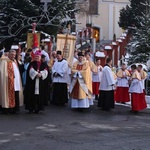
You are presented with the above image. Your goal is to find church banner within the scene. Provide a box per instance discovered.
[27,33,40,49]
[56,34,76,67]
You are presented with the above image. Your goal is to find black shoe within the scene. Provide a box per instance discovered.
[77,108,84,112]
[95,95,99,100]
[130,110,138,114]
[121,102,126,104]
[102,108,110,112]
[10,110,16,114]
[1,110,9,114]
[34,110,39,114]
[29,110,33,114]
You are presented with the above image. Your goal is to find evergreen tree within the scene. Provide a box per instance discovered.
[127,9,150,64]
[0,0,39,46]
[118,0,150,64]
[118,0,148,29]
[0,0,77,45]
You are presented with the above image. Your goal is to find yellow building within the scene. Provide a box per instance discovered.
[75,0,130,42]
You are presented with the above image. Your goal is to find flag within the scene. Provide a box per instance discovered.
[56,34,76,67]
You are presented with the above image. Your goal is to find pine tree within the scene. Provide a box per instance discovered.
[127,4,150,64]
[118,0,148,29]
[118,0,150,64]
[0,0,77,45]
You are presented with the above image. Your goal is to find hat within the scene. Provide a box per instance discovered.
[35,50,42,56]
[41,54,46,58]
[78,52,84,57]
[57,50,62,55]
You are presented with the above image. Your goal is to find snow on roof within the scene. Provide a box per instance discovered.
[71,32,76,35]
[104,45,112,50]
[95,51,105,57]
[120,36,125,39]
[44,38,50,42]
[117,39,123,42]
[19,41,26,44]
[122,33,127,37]
[112,42,117,45]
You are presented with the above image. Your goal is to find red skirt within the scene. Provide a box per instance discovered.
[131,93,147,111]
[92,82,100,95]
[115,87,130,102]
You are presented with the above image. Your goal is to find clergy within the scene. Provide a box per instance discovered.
[115,63,130,103]
[0,49,23,114]
[92,58,103,100]
[137,64,147,92]
[51,51,69,105]
[24,51,49,113]
[129,64,147,113]
[98,57,116,111]
[69,52,93,110]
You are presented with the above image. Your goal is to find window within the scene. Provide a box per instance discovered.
[89,0,98,15]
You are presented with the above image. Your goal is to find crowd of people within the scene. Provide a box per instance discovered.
[0,45,148,114]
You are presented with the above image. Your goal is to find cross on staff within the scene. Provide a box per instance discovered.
[40,0,52,11]
[63,24,71,58]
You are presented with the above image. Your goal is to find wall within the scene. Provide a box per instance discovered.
[75,0,130,41]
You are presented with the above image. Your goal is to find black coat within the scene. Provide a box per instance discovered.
[24,61,50,111]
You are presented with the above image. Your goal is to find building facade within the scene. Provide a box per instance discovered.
[75,0,130,43]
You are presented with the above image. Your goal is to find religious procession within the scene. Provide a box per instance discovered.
[0,0,149,116]
[0,30,148,114]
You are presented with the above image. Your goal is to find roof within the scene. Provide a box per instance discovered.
[78,43,91,50]
[95,51,105,57]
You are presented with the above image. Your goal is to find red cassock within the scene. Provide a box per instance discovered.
[131,92,147,111]
[115,87,130,102]
[92,82,100,95]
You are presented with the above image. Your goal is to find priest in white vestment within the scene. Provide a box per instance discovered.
[98,57,116,111]
[51,51,69,105]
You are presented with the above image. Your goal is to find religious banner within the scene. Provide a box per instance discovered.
[27,33,40,49]
[56,34,76,67]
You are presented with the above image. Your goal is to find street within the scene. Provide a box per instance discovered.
[0,102,150,150]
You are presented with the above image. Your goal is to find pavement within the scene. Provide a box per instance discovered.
[0,101,150,150]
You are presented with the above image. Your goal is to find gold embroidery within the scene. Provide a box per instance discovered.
[7,61,15,108]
